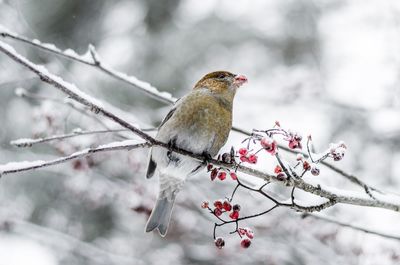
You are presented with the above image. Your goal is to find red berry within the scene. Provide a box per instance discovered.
[238,148,248,156]
[214,208,223,217]
[303,161,311,171]
[245,228,254,239]
[289,139,300,149]
[230,172,238,180]
[229,210,239,220]
[260,137,278,155]
[241,238,251,248]
[210,168,218,181]
[217,172,227,181]
[207,164,213,171]
[240,155,248,162]
[274,165,282,173]
[201,201,209,209]
[215,237,225,249]
[214,200,223,210]
[238,228,247,236]
[223,200,232,211]
[248,154,258,164]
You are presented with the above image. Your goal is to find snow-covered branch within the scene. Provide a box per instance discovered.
[0,27,381,201]
[0,27,175,104]
[1,39,400,215]
[2,31,400,246]
[0,140,149,175]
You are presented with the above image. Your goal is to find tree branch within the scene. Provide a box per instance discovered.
[1,39,400,216]
[0,29,384,199]
[0,140,149,175]
[10,128,156,147]
[303,213,400,241]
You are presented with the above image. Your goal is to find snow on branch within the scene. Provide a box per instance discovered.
[0,26,175,104]
[2,33,400,245]
[0,140,149,175]
[1,39,400,213]
[0,27,381,199]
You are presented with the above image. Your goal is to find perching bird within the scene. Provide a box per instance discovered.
[145,71,248,236]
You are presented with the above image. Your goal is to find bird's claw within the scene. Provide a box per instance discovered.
[202,152,213,165]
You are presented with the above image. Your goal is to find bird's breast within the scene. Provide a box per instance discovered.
[158,93,232,156]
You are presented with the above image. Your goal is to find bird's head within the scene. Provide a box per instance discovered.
[193,71,247,102]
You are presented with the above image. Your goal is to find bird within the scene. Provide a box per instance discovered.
[145,71,248,236]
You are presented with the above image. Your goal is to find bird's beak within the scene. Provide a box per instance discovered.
[233,74,248,87]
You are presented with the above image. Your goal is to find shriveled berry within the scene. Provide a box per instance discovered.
[260,137,278,155]
[238,148,248,156]
[311,165,320,176]
[245,228,254,239]
[215,237,225,249]
[230,172,238,180]
[276,172,286,181]
[229,210,239,220]
[214,208,223,217]
[223,200,232,211]
[240,156,248,162]
[241,238,251,248]
[218,172,227,181]
[232,204,241,211]
[274,165,282,173]
[210,168,218,181]
[289,139,301,149]
[238,228,247,235]
[201,201,209,209]
[303,161,311,171]
[248,154,258,164]
[207,164,213,171]
[221,153,232,163]
[296,154,304,161]
[214,200,223,210]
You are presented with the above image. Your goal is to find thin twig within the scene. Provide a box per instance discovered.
[0,29,384,200]
[10,128,156,147]
[0,141,150,175]
[303,213,400,241]
[1,40,400,214]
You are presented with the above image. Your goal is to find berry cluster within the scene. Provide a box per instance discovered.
[208,164,238,181]
[238,148,258,164]
[203,122,347,250]
[202,199,241,220]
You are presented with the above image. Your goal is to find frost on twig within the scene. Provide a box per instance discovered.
[2,35,400,246]
[0,27,382,197]
[0,25,175,104]
[1,39,400,210]
[0,140,148,176]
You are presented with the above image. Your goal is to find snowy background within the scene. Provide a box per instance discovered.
[1,0,400,264]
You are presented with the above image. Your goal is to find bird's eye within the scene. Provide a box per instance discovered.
[217,73,226,79]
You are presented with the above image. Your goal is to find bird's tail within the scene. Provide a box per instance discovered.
[145,195,175,237]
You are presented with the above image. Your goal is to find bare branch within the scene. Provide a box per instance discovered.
[0,29,175,104]
[10,128,156,147]
[0,140,149,175]
[303,213,400,241]
[1,29,382,201]
[1,39,400,215]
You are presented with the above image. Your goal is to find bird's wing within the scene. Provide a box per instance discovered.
[146,103,179,179]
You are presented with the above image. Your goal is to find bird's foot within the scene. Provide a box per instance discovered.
[202,152,213,165]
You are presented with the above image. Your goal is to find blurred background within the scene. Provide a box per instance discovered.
[1,0,400,264]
